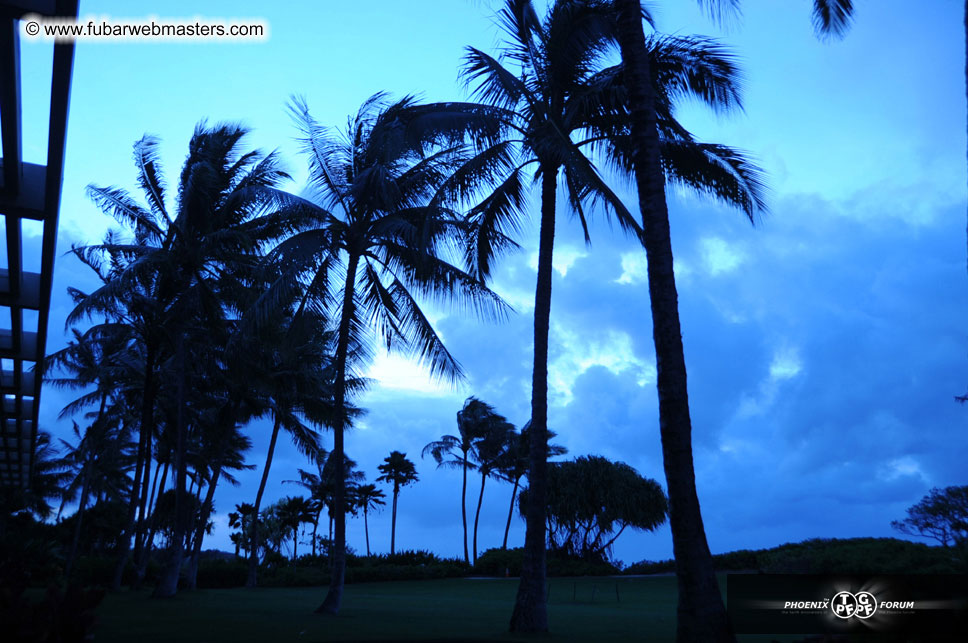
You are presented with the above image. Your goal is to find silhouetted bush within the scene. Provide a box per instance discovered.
[195,559,248,588]
[475,547,619,577]
[0,582,104,642]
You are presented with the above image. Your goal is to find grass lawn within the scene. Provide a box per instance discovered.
[94,576,794,642]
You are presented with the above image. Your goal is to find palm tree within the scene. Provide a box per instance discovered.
[496,422,567,550]
[453,0,765,631]
[376,451,419,555]
[57,420,133,577]
[228,502,256,558]
[421,396,494,563]
[244,304,337,588]
[0,431,70,522]
[610,1,766,640]
[286,449,365,556]
[275,496,315,560]
[274,94,508,614]
[462,401,514,565]
[353,484,386,556]
[75,124,299,598]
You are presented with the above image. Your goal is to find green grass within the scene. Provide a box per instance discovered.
[94,576,793,642]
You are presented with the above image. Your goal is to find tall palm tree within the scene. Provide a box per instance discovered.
[376,451,419,555]
[610,1,766,640]
[273,94,509,614]
[353,484,386,557]
[75,124,299,598]
[454,0,765,631]
[421,396,494,563]
[463,402,514,565]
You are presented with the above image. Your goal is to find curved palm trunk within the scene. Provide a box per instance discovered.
[246,415,282,588]
[614,3,732,641]
[113,417,148,590]
[116,350,155,591]
[390,485,399,555]
[187,465,222,590]
[472,472,487,565]
[318,255,360,614]
[312,507,322,556]
[153,338,189,598]
[502,477,520,550]
[461,451,470,563]
[64,469,91,579]
[135,458,167,586]
[364,507,371,557]
[510,166,557,633]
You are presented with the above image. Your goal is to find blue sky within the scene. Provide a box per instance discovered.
[24,0,968,565]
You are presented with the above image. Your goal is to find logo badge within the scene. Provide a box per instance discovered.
[831,591,877,619]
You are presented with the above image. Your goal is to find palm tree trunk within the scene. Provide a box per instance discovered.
[614,3,732,641]
[187,465,222,590]
[364,507,371,557]
[246,415,282,588]
[472,472,487,566]
[116,349,156,591]
[131,409,153,587]
[461,451,469,563]
[390,486,399,555]
[318,254,359,615]
[510,164,557,634]
[502,478,520,550]
[64,469,91,578]
[312,508,321,557]
[153,337,189,598]
[136,458,168,586]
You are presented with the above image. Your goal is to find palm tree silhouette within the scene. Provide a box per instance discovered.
[422,396,495,563]
[376,451,419,556]
[75,124,299,598]
[353,483,386,557]
[273,94,508,614]
[610,0,767,639]
[451,0,765,631]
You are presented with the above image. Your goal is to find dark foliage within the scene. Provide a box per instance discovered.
[625,537,966,575]
[475,547,619,577]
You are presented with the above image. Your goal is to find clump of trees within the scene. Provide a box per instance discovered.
[521,456,667,562]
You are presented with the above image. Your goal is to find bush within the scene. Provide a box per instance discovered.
[475,548,618,577]
[195,559,248,588]
[474,548,523,576]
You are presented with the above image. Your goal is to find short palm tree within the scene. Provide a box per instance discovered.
[352,483,386,556]
[376,451,419,556]
[496,422,567,550]
[273,94,508,614]
[421,396,496,563]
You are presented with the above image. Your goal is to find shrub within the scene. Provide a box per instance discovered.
[195,559,248,588]
[475,547,619,577]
